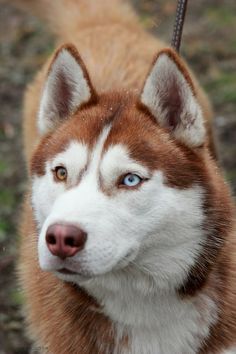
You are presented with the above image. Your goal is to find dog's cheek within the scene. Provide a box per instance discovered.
[31,173,65,228]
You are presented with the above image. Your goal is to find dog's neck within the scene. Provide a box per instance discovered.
[79,271,217,354]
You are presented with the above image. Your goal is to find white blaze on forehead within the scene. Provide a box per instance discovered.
[87,125,111,175]
[100,144,150,187]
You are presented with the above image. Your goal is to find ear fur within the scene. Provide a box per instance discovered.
[140,48,206,147]
[38,44,97,135]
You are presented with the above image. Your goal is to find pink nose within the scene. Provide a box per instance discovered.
[46,224,87,259]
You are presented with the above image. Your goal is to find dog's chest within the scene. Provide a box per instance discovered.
[115,319,206,354]
[103,292,217,354]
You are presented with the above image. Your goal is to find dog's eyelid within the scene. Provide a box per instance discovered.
[119,169,150,180]
[51,161,66,170]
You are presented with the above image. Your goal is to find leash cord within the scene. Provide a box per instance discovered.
[171,0,189,52]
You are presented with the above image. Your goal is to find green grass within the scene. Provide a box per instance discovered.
[0,220,10,242]
[226,169,236,185]
[0,189,15,209]
[10,288,25,306]
[205,73,236,105]
[0,160,8,173]
[206,7,236,27]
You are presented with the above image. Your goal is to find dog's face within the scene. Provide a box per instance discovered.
[31,45,208,291]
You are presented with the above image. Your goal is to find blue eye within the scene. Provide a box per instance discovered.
[122,174,142,187]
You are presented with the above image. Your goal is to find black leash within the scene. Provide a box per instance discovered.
[171,0,189,53]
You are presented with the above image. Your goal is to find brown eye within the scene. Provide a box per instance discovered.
[54,166,67,181]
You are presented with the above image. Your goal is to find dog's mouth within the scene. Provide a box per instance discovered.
[56,267,94,280]
[57,268,78,275]
[52,248,139,281]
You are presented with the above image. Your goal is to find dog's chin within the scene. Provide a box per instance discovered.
[52,250,138,284]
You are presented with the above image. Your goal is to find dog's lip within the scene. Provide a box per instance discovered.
[56,267,93,281]
[57,268,77,275]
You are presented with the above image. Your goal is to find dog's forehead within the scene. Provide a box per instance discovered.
[31,93,157,174]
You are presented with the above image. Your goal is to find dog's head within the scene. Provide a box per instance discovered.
[30,44,222,293]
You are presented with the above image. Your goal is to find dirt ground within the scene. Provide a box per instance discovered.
[0,1,235,353]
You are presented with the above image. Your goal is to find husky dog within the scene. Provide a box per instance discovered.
[13,0,236,353]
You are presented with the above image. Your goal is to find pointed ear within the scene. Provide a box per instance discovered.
[140,49,206,147]
[38,44,97,135]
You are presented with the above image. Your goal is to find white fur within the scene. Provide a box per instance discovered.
[38,48,92,134]
[222,349,236,354]
[32,127,215,353]
[141,53,205,147]
[113,294,216,354]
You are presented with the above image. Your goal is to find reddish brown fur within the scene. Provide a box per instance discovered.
[16,0,236,353]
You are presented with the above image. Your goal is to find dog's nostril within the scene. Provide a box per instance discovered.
[65,236,75,247]
[47,234,56,245]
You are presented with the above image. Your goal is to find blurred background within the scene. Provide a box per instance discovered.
[0,0,235,353]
